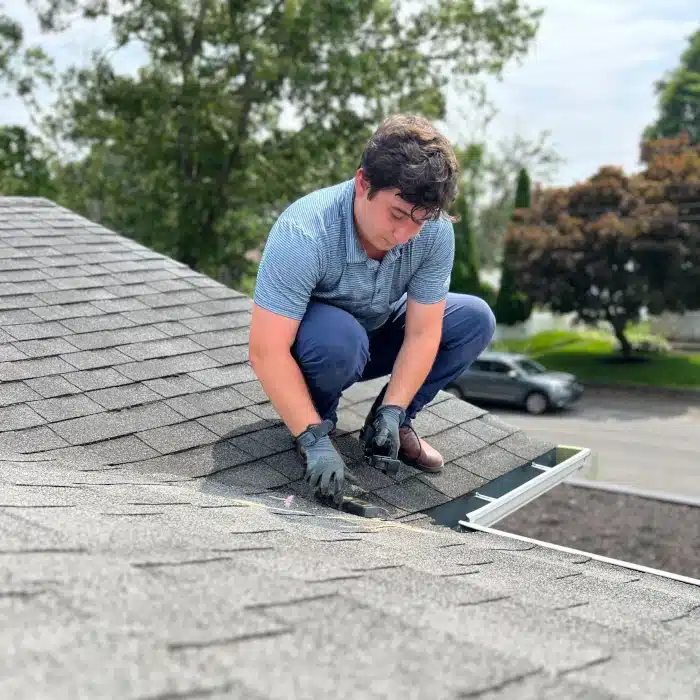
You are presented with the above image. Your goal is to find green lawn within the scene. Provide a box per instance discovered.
[493,329,700,389]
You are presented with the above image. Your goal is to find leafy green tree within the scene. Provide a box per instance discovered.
[644,28,700,145]
[0,125,57,197]
[24,0,543,284]
[494,167,533,325]
[450,190,481,295]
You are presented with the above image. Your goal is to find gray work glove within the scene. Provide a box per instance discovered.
[295,419,346,505]
[369,404,406,460]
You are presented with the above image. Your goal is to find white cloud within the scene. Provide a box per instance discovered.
[1,0,698,189]
[443,0,699,186]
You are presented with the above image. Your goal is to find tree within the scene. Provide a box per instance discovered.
[643,28,700,145]
[23,0,543,284]
[506,137,700,359]
[450,190,482,296]
[0,125,57,197]
[494,167,533,325]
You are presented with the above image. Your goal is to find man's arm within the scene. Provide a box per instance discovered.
[382,297,445,409]
[249,304,322,437]
[248,218,323,437]
[382,221,454,409]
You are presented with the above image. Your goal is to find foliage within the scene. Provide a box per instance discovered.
[0,125,57,197]
[449,143,482,296]
[643,28,700,145]
[19,0,543,285]
[505,135,700,358]
[494,166,533,325]
[495,329,700,389]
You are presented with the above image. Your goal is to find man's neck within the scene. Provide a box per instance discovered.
[353,197,385,261]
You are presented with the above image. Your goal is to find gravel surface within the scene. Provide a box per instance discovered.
[496,483,700,580]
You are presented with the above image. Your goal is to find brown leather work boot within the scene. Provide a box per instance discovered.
[398,423,444,473]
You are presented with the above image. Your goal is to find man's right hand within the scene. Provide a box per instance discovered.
[295,420,346,505]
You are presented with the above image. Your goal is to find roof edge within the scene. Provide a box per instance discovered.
[566,478,700,508]
[459,521,700,589]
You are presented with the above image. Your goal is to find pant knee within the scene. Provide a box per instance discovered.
[294,305,369,380]
[444,294,496,351]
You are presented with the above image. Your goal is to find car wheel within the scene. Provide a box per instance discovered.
[524,391,549,415]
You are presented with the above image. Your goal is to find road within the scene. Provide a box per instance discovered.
[484,388,700,499]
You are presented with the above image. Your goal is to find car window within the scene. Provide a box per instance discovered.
[490,362,512,374]
[471,360,489,371]
[515,358,546,375]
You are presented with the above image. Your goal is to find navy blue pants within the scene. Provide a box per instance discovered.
[291,293,496,426]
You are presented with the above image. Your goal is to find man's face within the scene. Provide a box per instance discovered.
[354,171,429,250]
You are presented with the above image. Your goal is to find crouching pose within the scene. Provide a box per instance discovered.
[249,114,495,504]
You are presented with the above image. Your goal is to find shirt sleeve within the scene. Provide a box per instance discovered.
[253,217,323,320]
[407,220,455,304]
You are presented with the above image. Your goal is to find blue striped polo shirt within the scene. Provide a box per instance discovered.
[253,178,455,332]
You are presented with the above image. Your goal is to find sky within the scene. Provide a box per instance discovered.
[1,0,698,188]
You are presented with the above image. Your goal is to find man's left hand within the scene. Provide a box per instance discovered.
[370,404,406,459]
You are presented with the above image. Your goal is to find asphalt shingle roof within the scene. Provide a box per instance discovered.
[0,196,699,699]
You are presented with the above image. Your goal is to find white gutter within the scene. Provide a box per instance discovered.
[461,445,591,527]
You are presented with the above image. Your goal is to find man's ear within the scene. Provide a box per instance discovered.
[355,168,369,197]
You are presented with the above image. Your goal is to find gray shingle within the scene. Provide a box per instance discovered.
[197,408,271,437]
[0,344,28,362]
[204,345,249,364]
[27,394,104,422]
[1,196,699,700]
[24,375,81,398]
[418,462,488,498]
[137,421,219,454]
[60,314,135,333]
[375,478,450,513]
[497,431,557,461]
[456,445,528,480]
[86,383,161,410]
[187,327,249,349]
[188,364,257,388]
[10,338,78,358]
[61,347,133,370]
[61,367,133,391]
[180,312,251,333]
[140,290,211,308]
[4,321,72,341]
[51,402,185,445]
[34,288,116,304]
[118,352,221,381]
[143,375,209,398]
[118,336,207,361]
[0,404,46,431]
[153,321,198,336]
[0,381,43,406]
[0,309,44,325]
[65,325,167,351]
[90,297,149,313]
[0,356,76,381]
[420,426,490,464]
[0,294,43,310]
[122,305,201,325]
[86,435,160,464]
[166,386,252,419]
[0,425,69,452]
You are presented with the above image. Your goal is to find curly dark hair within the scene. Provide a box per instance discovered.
[359,114,460,222]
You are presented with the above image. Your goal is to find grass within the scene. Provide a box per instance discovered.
[492,327,700,389]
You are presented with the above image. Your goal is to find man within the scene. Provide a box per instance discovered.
[249,114,495,505]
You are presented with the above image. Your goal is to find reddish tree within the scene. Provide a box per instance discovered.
[506,137,700,358]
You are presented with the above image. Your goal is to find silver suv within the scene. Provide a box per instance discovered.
[446,351,584,414]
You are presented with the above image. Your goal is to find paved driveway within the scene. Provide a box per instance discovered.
[483,388,700,499]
